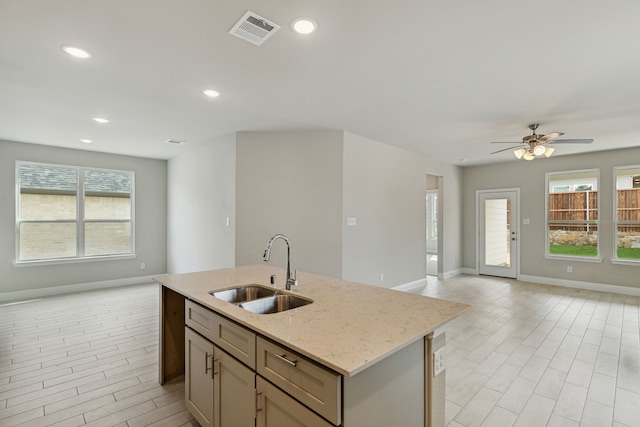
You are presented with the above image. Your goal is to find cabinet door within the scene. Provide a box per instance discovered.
[185,328,215,427]
[215,348,256,427]
[256,377,334,427]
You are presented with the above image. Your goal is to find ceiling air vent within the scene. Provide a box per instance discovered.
[229,11,280,46]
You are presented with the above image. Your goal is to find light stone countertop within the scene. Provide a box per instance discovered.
[154,265,469,377]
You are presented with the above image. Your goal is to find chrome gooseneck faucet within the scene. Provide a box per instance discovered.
[263,234,298,290]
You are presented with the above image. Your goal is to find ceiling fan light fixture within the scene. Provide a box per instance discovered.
[533,144,546,156]
[543,146,555,157]
[523,151,535,161]
[513,148,527,159]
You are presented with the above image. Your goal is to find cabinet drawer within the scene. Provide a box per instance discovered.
[185,300,216,339]
[185,300,256,369]
[257,376,334,427]
[257,337,341,425]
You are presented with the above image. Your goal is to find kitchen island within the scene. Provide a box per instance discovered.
[155,265,468,427]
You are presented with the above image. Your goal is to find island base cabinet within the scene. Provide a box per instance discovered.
[257,377,334,427]
[343,338,425,427]
[186,327,256,427]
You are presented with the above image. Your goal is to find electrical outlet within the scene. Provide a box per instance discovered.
[433,347,446,377]
[567,266,573,273]
[379,273,384,282]
[140,262,146,269]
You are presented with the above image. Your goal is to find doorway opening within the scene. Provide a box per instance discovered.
[426,175,442,277]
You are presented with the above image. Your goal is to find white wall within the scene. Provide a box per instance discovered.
[462,146,640,290]
[342,132,464,286]
[0,139,167,294]
[167,134,236,273]
[235,131,344,278]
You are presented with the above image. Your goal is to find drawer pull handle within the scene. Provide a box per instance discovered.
[205,352,213,374]
[256,391,263,414]
[275,353,297,367]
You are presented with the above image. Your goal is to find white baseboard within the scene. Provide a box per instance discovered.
[440,268,463,279]
[393,269,465,292]
[391,268,640,297]
[518,274,640,297]
[0,275,159,303]
[393,278,427,292]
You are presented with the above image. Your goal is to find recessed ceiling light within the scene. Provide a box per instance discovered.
[291,18,318,34]
[92,117,109,124]
[202,89,220,98]
[62,45,92,59]
[81,139,93,144]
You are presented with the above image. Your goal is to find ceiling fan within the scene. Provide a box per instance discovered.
[491,124,594,160]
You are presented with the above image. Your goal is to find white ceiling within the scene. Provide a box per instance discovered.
[2,0,639,166]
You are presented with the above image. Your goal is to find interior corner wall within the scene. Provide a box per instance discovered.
[461,146,640,290]
[167,134,236,274]
[342,132,464,288]
[0,139,167,293]
[235,131,344,278]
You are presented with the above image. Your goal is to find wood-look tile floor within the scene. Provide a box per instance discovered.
[0,284,196,427]
[1,276,638,426]
[412,275,640,427]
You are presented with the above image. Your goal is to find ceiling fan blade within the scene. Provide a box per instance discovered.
[538,132,564,141]
[490,145,526,154]
[549,138,594,144]
[490,141,523,144]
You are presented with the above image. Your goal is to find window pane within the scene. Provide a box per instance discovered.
[85,222,131,256]
[615,167,640,260]
[19,222,77,260]
[547,170,599,257]
[84,170,132,220]
[18,164,77,220]
[484,198,511,267]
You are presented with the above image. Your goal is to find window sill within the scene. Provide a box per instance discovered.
[611,258,640,266]
[14,254,137,267]
[544,254,603,263]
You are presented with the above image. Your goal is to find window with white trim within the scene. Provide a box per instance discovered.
[614,166,640,261]
[16,161,134,262]
[546,170,599,258]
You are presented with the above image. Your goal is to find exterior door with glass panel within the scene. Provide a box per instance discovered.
[479,190,518,278]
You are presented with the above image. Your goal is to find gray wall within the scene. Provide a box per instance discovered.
[342,132,464,287]
[462,146,640,290]
[167,134,236,274]
[235,131,344,278]
[168,131,462,287]
[0,139,167,293]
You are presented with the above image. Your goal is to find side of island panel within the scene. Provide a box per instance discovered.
[159,285,186,384]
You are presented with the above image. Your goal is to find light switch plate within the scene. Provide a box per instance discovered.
[433,346,446,377]
[346,217,357,226]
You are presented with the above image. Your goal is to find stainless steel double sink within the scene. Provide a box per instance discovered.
[210,284,313,314]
